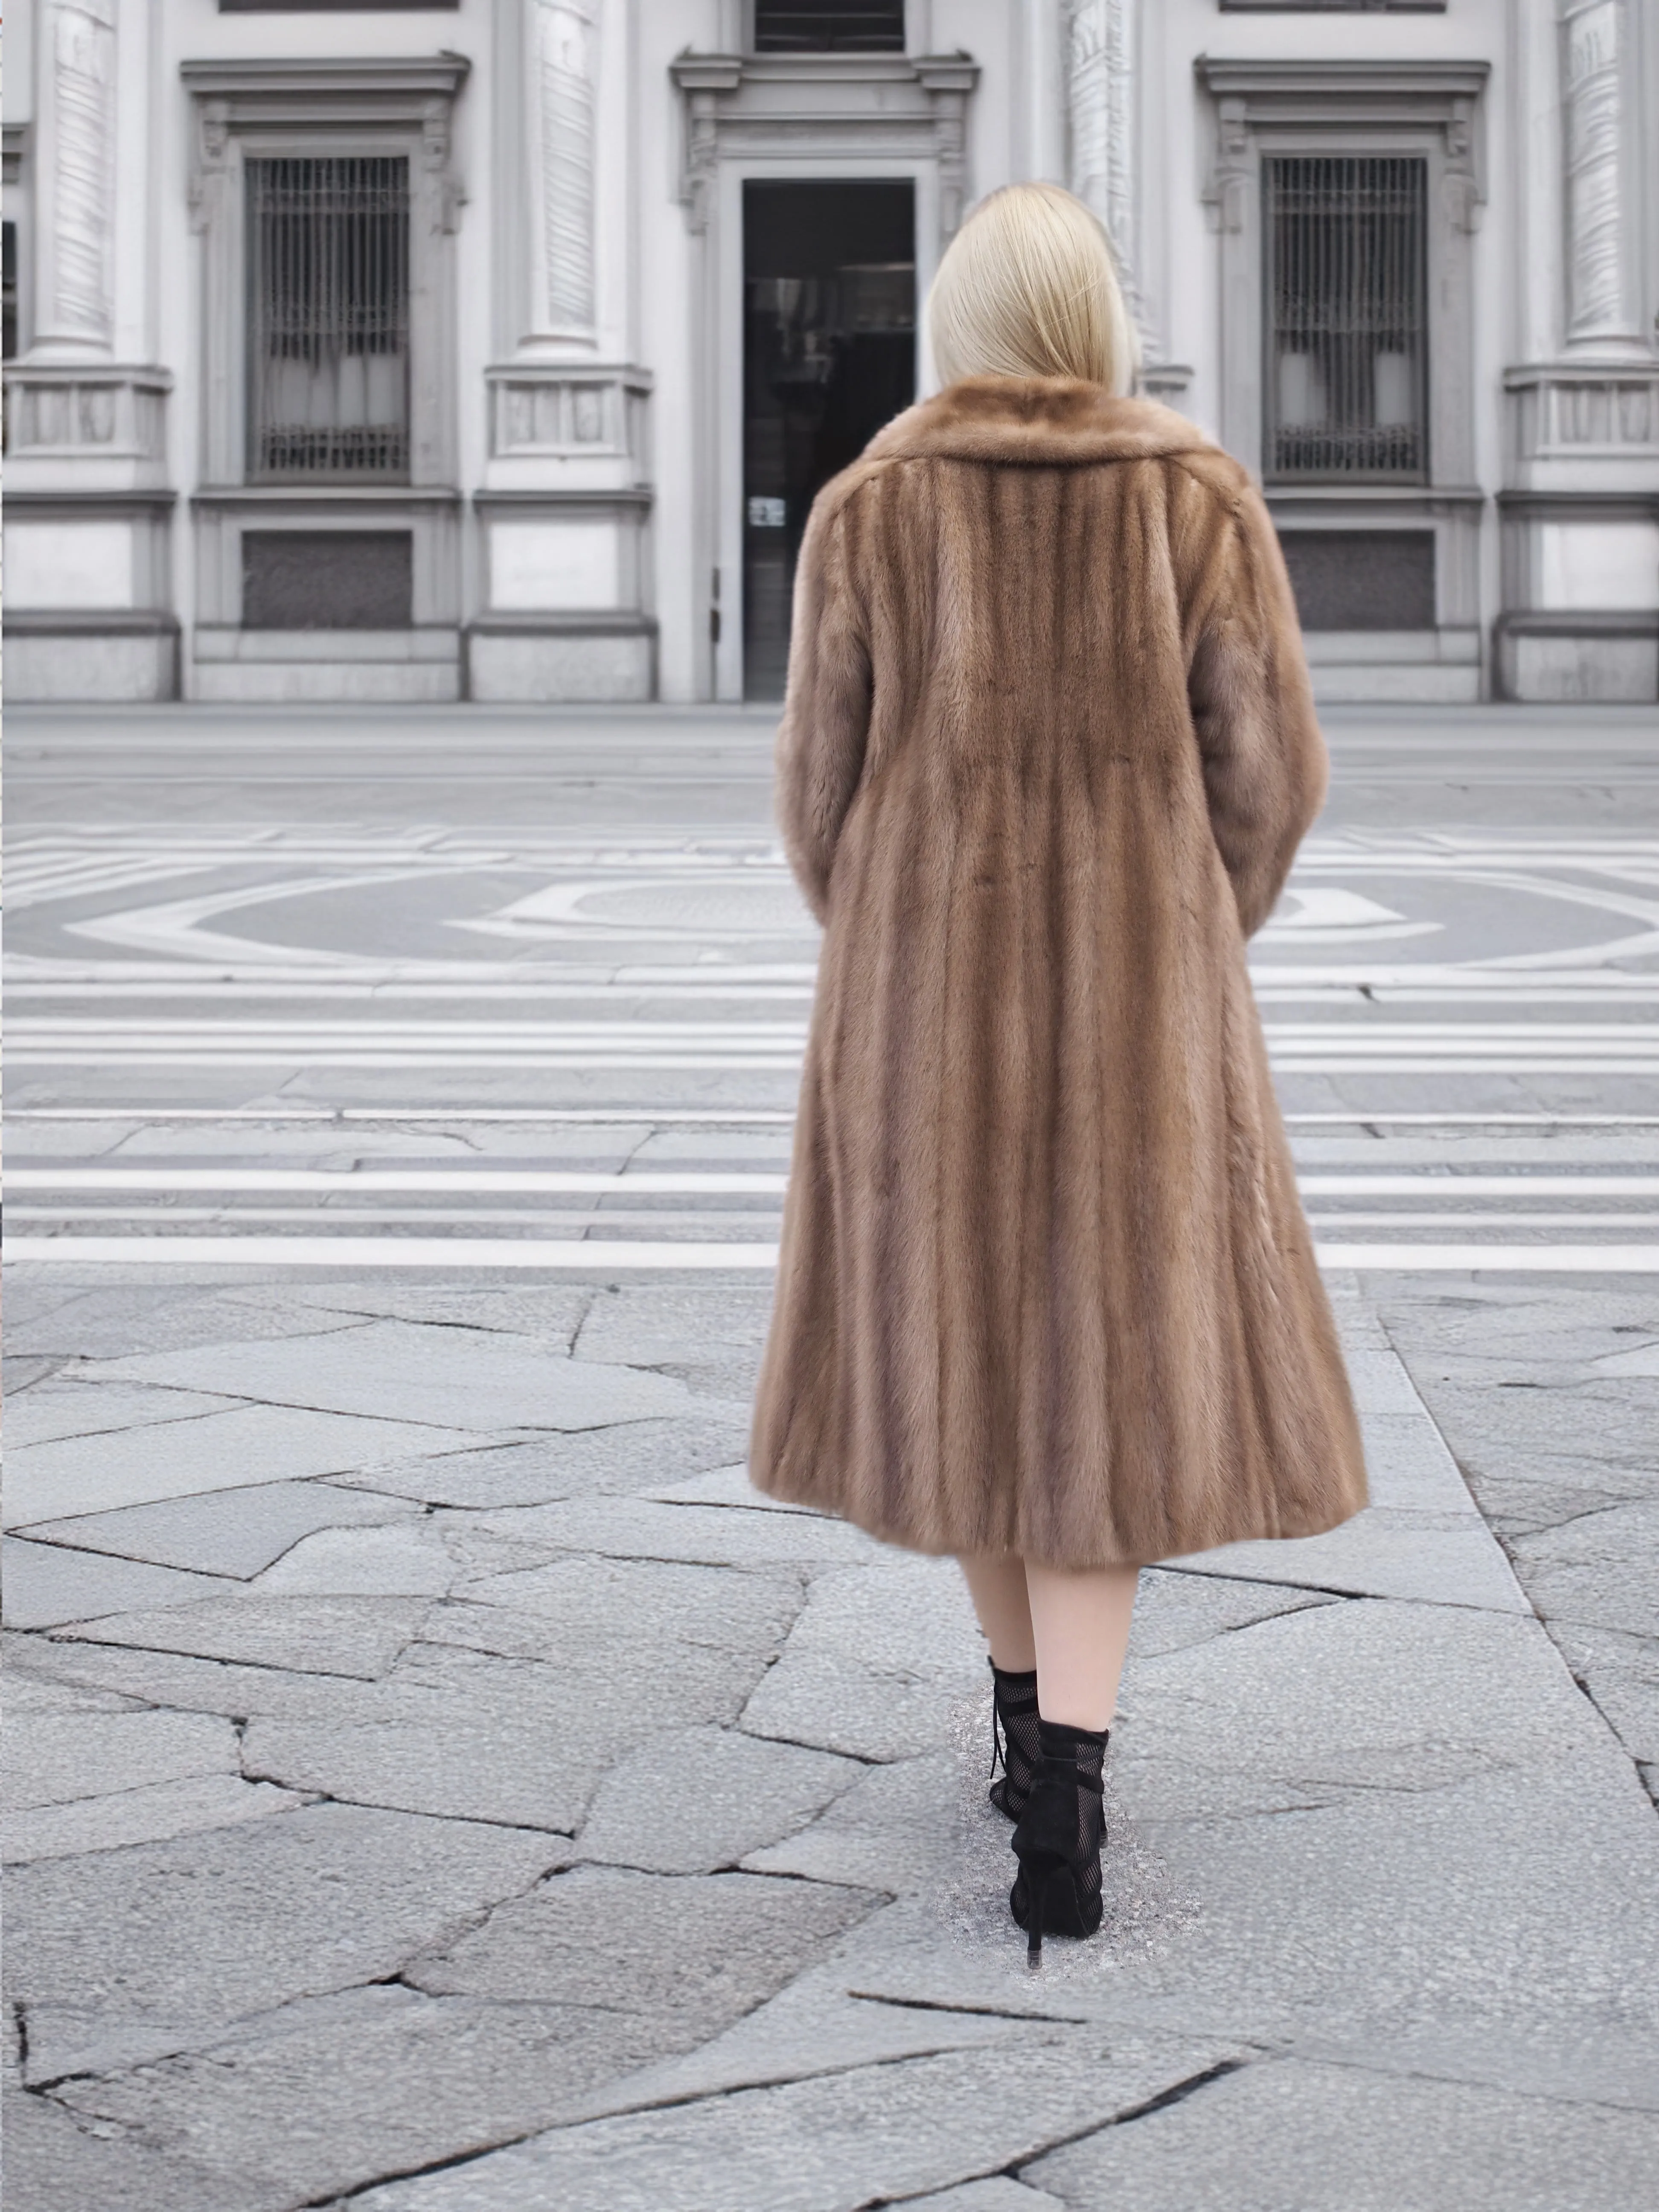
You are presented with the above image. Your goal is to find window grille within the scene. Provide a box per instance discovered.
[754,1,906,52]
[1265,156,1427,482]
[246,157,410,480]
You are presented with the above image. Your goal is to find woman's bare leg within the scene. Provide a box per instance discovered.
[1023,1560,1140,1731]
[956,1555,1037,1672]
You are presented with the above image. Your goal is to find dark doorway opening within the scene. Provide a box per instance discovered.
[743,180,915,699]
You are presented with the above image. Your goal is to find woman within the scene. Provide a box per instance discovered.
[750,182,1366,1959]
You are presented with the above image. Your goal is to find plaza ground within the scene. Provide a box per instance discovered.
[4,704,1658,2210]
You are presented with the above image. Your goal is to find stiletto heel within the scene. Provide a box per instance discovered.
[1009,1718,1108,1958]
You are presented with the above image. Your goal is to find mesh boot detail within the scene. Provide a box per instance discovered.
[987,1660,1040,1819]
[1008,1717,1108,1949]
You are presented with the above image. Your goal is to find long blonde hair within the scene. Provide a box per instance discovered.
[927,181,1141,396]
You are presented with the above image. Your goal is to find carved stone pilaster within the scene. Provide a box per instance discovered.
[1558,0,1642,349]
[1063,0,1147,331]
[532,0,599,335]
[40,0,117,352]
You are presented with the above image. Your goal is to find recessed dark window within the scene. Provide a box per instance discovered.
[243,532,413,629]
[247,157,410,481]
[1265,156,1429,483]
[1278,531,1436,632]
[754,2,907,53]
[2,221,17,361]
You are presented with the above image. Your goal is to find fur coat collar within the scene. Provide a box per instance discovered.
[862,375,1215,470]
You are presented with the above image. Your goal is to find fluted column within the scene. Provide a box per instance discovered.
[529,0,599,343]
[31,0,118,358]
[1062,0,1147,337]
[1558,0,1643,352]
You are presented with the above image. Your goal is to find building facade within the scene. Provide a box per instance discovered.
[4,0,1657,707]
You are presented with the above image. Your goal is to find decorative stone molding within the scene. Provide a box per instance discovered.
[1505,362,1659,474]
[182,57,471,236]
[487,365,651,466]
[532,0,600,336]
[668,51,981,244]
[1557,0,1641,349]
[1199,58,1488,236]
[3,364,170,471]
[1063,2,1146,332]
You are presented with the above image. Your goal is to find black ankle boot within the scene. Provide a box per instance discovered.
[1009,1717,1107,1964]
[987,1659,1040,1820]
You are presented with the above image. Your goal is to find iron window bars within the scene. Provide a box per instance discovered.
[246,156,410,481]
[1265,155,1428,482]
[754,1,906,52]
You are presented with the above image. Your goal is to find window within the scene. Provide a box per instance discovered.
[1265,156,1427,481]
[754,2,907,53]
[1278,530,1436,629]
[2,220,17,360]
[246,157,410,481]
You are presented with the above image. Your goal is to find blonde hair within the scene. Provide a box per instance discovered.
[927,181,1141,396]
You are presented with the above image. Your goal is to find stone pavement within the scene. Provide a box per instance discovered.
[5,706,1659,2210]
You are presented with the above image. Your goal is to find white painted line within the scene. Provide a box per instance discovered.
[3,1106,800,1125]
[7,1169,791,1194]
[8,1238,1659,1273]
[10,1170,1655,1198]
[2,1237,784,1269]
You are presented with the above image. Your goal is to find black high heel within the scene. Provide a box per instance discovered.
[1009,1717,1107,1965]
[987,1659,1040,1820]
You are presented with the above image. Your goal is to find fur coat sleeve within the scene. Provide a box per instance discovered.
[774,495,871,924]
[1180,470,1328,938]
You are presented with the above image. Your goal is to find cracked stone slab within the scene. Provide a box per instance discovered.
[334,1415,751,1508]
[343,2029,1247,2212]
[84,1318,707,1434]
[0,1285,375,1362]
[574,1724,861,1874]
[45,1982,676,2209]
[241,1688,594,1834]
[1126,1569,1339,1659]
[547,1956,1059,2129]
[1510,1500,1659,1639]
[1025,2055,1659,2211]
[1186,1507,1528,1613]
[253,1520,462,1598]
[1126,1759,1659,2104]
[740,1557,985,1762]
[907,2185,1068,2212]
[641,1462,825,1514]
[462,1494,880,1570]
[1547,1621,1659,1767]
[15,1479,419,1578]
[2,2087,289,2212]
[9,1800,565,2082]
[406,1865,875,2048]
[4,1403,497,1528]
[1115,1597,1607,1822]
[2,1537,241,1630]
[6,1774,307,1865]
[51,1593,434,1679]
[741,1751,958,1895]
[5,1708,240,1811]
[4,1382,248,1449]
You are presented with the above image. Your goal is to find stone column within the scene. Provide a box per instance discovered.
[1558,0,1643,352]
[31,0,117,358]
[1062,0,1147,337]
[530,0,599,342]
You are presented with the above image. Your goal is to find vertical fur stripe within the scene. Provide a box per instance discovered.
[751,377,1366,1569]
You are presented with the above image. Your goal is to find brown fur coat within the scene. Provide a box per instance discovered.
[749,376,1367,1568]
